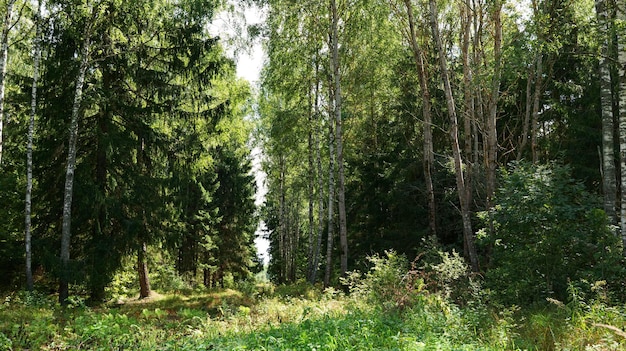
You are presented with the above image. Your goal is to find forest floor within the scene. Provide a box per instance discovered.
[1,283,625,350]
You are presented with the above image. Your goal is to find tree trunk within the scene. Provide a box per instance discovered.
[0,0,15,166]
[138,242,151,298]
[617,0,626,254]
[324,88,336,288]
[59,31,91,306]
[517,66,534,161]
[596,0,618,224]
[531,0,544,164]
[403,0,436,237]
[25,0,42,293]
[329,0,348,277]
[428,0,479,272]
[311,61,324,284]
[307,79,315,283]
[486,0,502,209]
[460,0,475,248]
[278,156,286,283]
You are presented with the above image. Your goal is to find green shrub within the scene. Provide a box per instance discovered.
[343,250,424,311]
[481,162,625,305]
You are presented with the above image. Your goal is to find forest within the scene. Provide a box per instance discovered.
[1,0,626,349]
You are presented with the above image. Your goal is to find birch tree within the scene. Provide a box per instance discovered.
[617,0,626,253]
[0,0,15,166]
[329,0,348,277]
[59,8,94,305]
[25,0,43,293]
[595,0,617,224]
[428,0,479,272]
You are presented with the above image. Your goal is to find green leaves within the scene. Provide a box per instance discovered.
[482,162,624,304]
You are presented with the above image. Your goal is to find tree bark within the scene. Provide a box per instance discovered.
[329,0,348,278]
[531,0,544,164]
[461,0,473,203]
[278,155,286,283]
[25,0,43,292]
[307,79,315,283]
[486,0,502,209]
[324,85,336,288]
[0,0,15,166]
[59,31,91,306]
[138,242,151,298]
[595,0,618,224]
[311,60,324,284]
[428,0,479,272]
[617,0,626,254]
[403,0,436,237]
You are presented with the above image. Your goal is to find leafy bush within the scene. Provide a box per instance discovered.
[481,162,625,305]
[343,250,425,311]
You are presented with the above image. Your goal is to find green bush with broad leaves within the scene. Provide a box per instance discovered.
[480,162,625,305]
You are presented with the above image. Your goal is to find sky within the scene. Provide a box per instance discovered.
[210,3,269,265]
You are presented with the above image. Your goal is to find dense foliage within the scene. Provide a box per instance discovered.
[0,0,258,302]
[1,255,625,350]
[258,0,626,306]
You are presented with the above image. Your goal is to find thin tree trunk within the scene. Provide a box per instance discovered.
[530,0,544,164]
[531,54,543,164]
[428,0,479,272]
[617,0,626,254]
[0,0,15,166]
[137,137,151,298]
[596,0,617,224]
[307,80,315,283]
[278,156,286,283]
[460,0,474,245]
[517,66,534,161]
[138,242,151,298]
[25,0,43,292]
[404,0,436,237]
[329,0,348,277]
[312,61,324,284]
[486,0,502,209]
[324,88,336,288]
[59,32,91,306]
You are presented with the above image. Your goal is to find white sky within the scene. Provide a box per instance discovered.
[210,3,269,266]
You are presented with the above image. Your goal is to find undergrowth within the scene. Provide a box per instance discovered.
[1,254,625,350]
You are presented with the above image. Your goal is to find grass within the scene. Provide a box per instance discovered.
[0,285,625,350]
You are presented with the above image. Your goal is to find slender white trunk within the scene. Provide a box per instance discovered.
[329,0,347,277]
[0,0,15,166]
[486,1,502,209]
[307,80,315,283]
[617,1,626,254]
[59,33,91,305]
[429,0,479,272]
[312,62,324,284]
[595,0,617,224]
[25,0,43,293]
[324,86,335,288]
[403,0,436,237]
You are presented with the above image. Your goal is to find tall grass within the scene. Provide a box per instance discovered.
[1,257,625,350]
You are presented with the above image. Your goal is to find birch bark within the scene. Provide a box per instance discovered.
[60,31,91,305]
[25,0,43,292]
[428,0,479,272]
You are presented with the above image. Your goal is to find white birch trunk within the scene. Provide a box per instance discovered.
[59,33,91,305]
[0,0,15,166]
[329,0,348,277]
[486,1,502,209]
[617,1,626,254]
[595,0,617,224]
[428,0,479,272]
[25,0,43,292]
[324,85,336,288]
[403,0,437,237]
